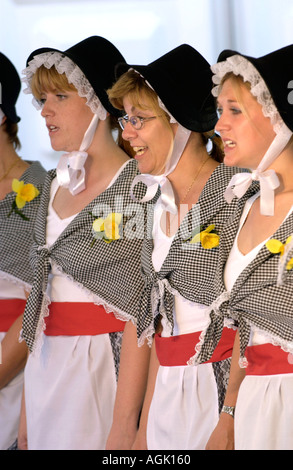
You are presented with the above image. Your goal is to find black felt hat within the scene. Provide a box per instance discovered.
[217,45,293,132]
[26,36,126,117]
[116,44,218,132]
[0,52,21,123]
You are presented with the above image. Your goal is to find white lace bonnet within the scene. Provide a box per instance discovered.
[22,36,127,119]
[21,37,127,196]
[22,50,107,120]
[212,52,291,135]
[211,48,293,216]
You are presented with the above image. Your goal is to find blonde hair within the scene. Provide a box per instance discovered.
[220,72,252,119]
[108,69,224,162]
[219,72,273,138]
[31,65,134,157]
[108,69,171,125]
[31,65,76,100]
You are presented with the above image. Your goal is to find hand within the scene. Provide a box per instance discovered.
[106,422,137,450]
[131,428,147,450]
[205,413,235,450]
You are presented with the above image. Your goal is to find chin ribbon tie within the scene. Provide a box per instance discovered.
[224,168,280,216]
[130,125,191,214]
[56,113,99,195]
[224,124,292,216]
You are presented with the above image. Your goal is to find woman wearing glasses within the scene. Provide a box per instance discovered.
[18,36,148,450]
[106,44,242,450]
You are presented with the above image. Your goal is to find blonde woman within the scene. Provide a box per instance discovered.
[18,36,147,450]
[193,45,293,450]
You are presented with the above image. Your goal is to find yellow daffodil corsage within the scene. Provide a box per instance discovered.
[188,224,220,249]
[92,212,122,245]
[8,179,40,220]
[266,236,293,271]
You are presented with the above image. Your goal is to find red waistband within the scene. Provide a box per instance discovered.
[155,327,236,367]
[245,343,293,375]
[44,302,126,336]
[0,298,26,332]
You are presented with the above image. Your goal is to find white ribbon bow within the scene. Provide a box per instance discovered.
[224,168,280,216]
[56,113,99,195]
[224,123,292,216]
[130,125,191,214]
[56,151,88,195]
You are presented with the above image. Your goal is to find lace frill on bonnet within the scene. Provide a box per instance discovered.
[22,51,107,120]
[211,54,284,135]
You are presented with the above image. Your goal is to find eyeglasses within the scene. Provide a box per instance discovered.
[118,114,158,131]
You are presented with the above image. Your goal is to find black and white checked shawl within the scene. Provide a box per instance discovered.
[0,161,47,287]
[193,185,293,366]
[21,159,148,353]
[136,164,244,345]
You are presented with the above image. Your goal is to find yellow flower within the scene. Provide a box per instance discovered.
[12,179,39,209]
[190,224,220,249]
[103,213,122,241]
[266,236,292,257]
[286,258,293,271]
[266,237,293,272]
[92,213,122,244]
[92,218,105,233]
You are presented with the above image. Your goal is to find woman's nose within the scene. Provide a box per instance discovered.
[215,112,229,133]
[122,122,137,141]
[41,99,54,118]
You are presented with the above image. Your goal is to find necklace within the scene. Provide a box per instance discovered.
[0,157,20,183]
[165,155,210,237]
[180,155,210,204]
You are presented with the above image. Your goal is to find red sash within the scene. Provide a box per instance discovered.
[245,343,293,375]
[44,302,126,336]
[155,327,236,366]
[0,298,26,332]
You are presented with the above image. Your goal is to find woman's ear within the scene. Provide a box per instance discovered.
[0,115,7,126]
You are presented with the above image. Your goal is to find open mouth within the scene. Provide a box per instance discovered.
[48,125,58,133]
[224,139,236,148]
[133,146,147,156]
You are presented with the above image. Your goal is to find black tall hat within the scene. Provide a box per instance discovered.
[25,36,126,117]
[116,44,218,133]
[0,52,21,123]
[216,45,293,132]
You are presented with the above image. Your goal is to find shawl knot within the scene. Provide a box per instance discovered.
[207,290,230,318]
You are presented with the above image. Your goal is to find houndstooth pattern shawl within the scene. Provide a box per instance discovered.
[0,161,47,288]
[21,159,148,353]
[136,164,246,346]
[192,186,293,366]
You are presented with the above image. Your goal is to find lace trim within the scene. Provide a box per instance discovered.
[211,54,286,135]
[187,291,231,365]
[22,51,107,119]
[26,261,137,355]
[247,320,293,355]
[238,321,293,368]
[54,264,134,322]
[144,280,236,351]
[0,270,31,293]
